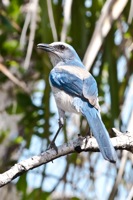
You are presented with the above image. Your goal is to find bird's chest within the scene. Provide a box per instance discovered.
[50,86,78,114]
[48,66,84,114]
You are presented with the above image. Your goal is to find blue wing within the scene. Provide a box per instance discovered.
[50,68,83,97]
[49,67,98,107]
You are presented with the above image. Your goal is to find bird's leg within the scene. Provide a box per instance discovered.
[49,109,65,153]
[49,119,63,151]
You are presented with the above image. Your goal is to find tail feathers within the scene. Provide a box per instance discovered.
[81,103,117,163]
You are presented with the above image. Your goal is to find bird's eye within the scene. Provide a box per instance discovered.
[59,45,65,50]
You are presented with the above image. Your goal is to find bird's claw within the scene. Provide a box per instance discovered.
[48,141,58,154]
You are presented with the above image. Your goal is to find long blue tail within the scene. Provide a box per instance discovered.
[74,98,117,163]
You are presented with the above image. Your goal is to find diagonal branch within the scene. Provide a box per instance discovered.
[83,0,128,70]
[0,63,29,93]
[0,129,133,188]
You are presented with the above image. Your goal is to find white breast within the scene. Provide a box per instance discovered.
[51,86,79,114]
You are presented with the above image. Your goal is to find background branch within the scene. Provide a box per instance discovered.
[0,63,29,93]
[83,0,128,70]
[23,0,39,69]
[46,0,58,41]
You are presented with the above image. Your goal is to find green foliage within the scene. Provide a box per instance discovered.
[17,174,27,198]
[27,189,50,200]
[0,130,9,143]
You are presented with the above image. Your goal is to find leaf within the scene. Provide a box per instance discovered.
[27,189,51,200]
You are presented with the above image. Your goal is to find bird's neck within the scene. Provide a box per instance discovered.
[55,59,85,68]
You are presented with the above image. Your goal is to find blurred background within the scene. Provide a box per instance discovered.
[0,0,133,199]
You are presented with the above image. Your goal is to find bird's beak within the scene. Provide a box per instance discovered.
[37,43,55,53]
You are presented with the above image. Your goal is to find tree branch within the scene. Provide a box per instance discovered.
[0,129,133,187]
[0,63,29,93]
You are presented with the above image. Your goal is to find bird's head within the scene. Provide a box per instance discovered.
[37,42,84,67]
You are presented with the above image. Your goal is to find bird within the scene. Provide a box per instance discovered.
[37,42,117,163]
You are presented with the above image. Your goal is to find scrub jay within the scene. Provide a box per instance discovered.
[37,42,117,163]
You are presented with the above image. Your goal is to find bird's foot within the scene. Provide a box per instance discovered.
[84,130,92,148]
[78,133,81,137]
[48,141,58,154]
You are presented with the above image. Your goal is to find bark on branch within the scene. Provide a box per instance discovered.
[0,128,133,188]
